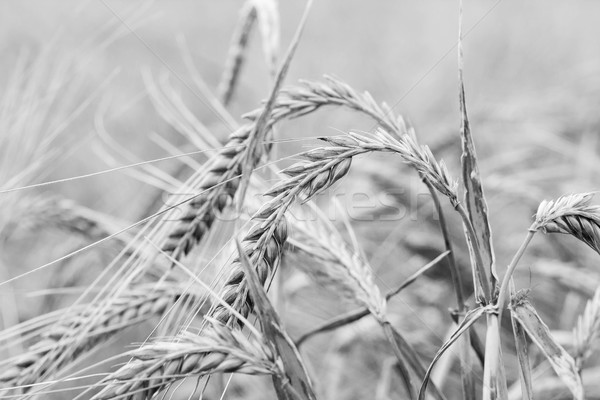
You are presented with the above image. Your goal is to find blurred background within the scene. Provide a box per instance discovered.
[1,1,600,399]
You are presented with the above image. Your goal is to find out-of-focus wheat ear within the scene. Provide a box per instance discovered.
[573,287,600,371]
[91,320,281,400]
[290,215,387,321]
[218,1,257,106]
[24,195,132,245]
[531,192,600,254]
[375,357,396,400]
[531,259,600,296]
[290,208,427,399]
[293,252,449,347]
[253,0,280,79]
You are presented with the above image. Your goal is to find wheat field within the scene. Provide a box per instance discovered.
[1,1,600,399]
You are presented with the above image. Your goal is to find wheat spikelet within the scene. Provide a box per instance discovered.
[531,193,600,254]
[573,288,600,370]
[92,320,280,400]
[161,77,411,263]
[0,285,191,389]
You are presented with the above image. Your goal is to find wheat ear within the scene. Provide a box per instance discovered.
[92,319,280,400]
[0,285,188,389]
[531,192,600,254]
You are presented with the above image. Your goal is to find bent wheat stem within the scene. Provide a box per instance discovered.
[496,231,536,317]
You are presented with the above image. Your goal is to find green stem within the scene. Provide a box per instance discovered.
[496,231,536,318]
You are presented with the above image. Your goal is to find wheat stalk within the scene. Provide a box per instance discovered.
[0,285,190,390]
[573,287,600,371]
[531,193,600,254]
[92,319,280,400]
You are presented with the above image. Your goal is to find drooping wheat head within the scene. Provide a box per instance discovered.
[531,193,600,254]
